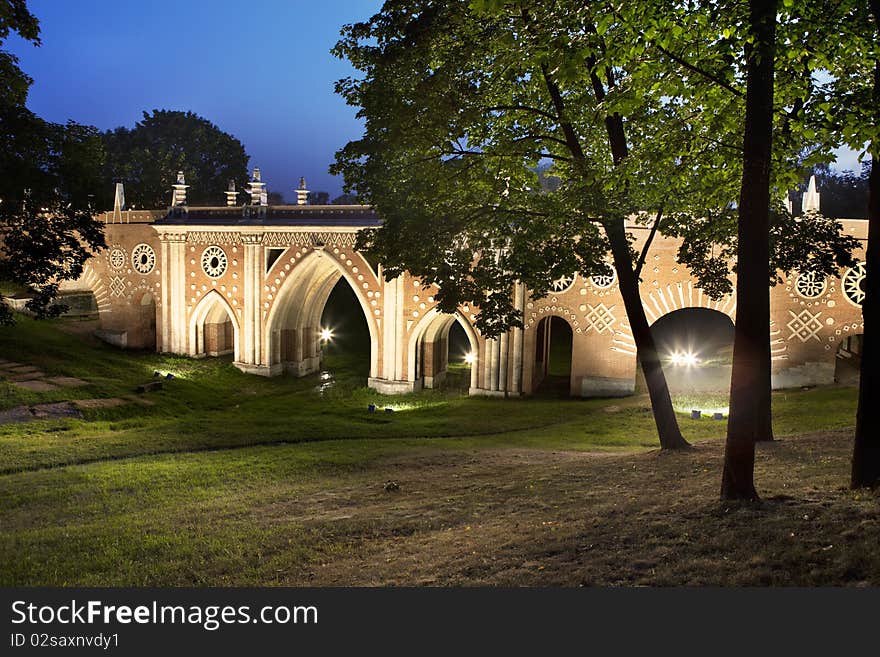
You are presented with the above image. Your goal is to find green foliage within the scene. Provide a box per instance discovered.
[0,0,38,43]
[0,1,105,324]
[332,0,858,335]
[101,110,250,209]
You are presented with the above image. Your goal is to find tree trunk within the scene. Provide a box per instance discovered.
[540,64,689,450]
[721,0,777,500]
[851,10,880,487]
[607,218,690,450]
[755,355,774,442]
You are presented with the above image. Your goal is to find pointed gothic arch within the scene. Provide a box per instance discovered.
[407,308,480,391]
[263,250,379,378]
[189,290,240,361]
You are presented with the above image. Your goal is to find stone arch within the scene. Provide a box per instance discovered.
[59,263,111,317]
[532,313,575,394]
[640,281,736,326]
[645,306,735,394]
[407,308,480,391]
[133,290,157,350]
[189,290,240,361]
[264,250,378,377]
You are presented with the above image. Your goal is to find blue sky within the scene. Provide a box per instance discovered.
[6,0,382,200]
[5,0,864,203]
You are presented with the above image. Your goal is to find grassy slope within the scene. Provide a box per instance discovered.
[0,315,861,585]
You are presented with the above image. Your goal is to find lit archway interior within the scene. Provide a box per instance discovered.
[191,292,237,359]
[265,251,377,381]
[647,307,735,394]
[533,315,573,396]
[408,309,479,392]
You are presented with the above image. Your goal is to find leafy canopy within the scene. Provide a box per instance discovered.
[102,110,250,209]
[332,0,857,334]
[0,0,105,323]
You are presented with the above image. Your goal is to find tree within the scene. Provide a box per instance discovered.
[309,191,330,205]
[102,110,249,209]
[827,0,880,487]
[718,0,778,500]
[613,0,857,496]
[331,192,360,205]
[332,0,855,452]
[333,1,697,449]
[0,0,106,323]
[267,191,285,205]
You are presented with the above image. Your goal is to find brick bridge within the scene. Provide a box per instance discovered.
[64,182,867,397]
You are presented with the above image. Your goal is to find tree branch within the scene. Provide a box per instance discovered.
[654,43,745,98]
[635,205,664,279]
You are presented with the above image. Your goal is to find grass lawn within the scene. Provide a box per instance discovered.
[0,315,874,586]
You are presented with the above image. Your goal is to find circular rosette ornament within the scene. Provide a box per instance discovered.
[842,262,866,307]
[794,271,827,299]
[131,244,156,275]
[201,245,228,279]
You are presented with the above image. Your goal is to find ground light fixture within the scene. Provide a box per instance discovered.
[320,327,333,342]
[464,352,476,365]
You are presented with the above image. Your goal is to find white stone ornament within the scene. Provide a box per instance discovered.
[843,262,866,306]
[584,303,616,334]
[201,246,228,278]
[794,271,827,299]
[590,270,617,289]
[787,309,823,343]
[109,275,126,298]
[109,247,126,270]
[131,243,156,275]
[550,274,575,293]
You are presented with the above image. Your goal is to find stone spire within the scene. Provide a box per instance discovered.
[802,174,821,213]
[170,171,188,207]
[112,182,125,222]
[295,177,309,205]
[225,179,239,207]
[783,189,792,215]
[248,168,267,206]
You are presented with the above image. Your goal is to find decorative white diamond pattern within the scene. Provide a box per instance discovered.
[201,245,228,278]
[131,243,156,275]
[584,303,616,334]
[109,275,126,298]
[786,309,823,343]
[794,271,827,299]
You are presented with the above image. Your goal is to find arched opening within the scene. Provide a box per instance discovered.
[190,292,238,360]
[319,277,372,385]
[408,309,479,393]
[534,315,573,396]
[265,251,377,385]
[646,307,735,394]
[136,292,157,350]
[835,333,863,386]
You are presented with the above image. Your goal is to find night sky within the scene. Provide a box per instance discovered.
[5,0,863,204]
[5,0,383,201]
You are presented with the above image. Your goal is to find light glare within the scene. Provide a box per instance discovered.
[670,351,699,367]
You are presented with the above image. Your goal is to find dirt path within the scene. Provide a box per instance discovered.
[240,430,879,586]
